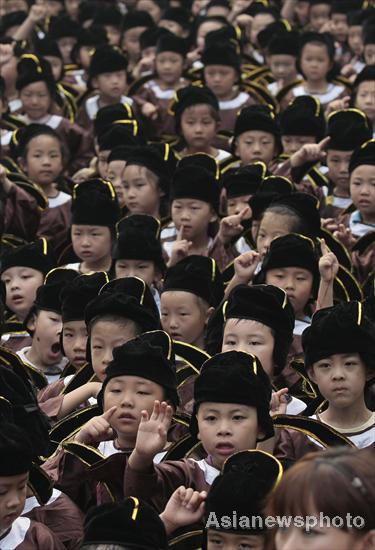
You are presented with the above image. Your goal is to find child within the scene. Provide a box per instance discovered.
[121,10,155,74]
[67,178,121,274]
[0,239,56,352]
[0,422,64,549]
[169,84,232,162]
[17,268,77,385]
[97,124,139,180]
[307,0,331,33]
[107,146,136,211]
[135,32,189,139]
[353,66,375,131]
[161,255,223,349]
[267,448,375,550]
[266,31,299,97]
[124,349,274,512]
[76,45,134,133]
[232,104,282,169]
[15,54,91,173]
[159,6,192,37]
[15,124,72,250]
[68,26,108,93]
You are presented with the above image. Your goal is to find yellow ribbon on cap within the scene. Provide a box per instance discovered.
[21,54,43,73]
[129,496,140,521]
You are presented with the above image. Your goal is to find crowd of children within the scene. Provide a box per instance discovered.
[0,0,375,548]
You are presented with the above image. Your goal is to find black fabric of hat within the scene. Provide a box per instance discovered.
[113,214,165,272]
[108,145,137,164]
[0,11,27,35]
[267,30,299,57]
[302,301,375,367]
[47,15,80,40]
[100,276,160,322]
[75,25,108,49]
[97,124,139,151]
[202,43,240,72]
[349,139,375,173]
[1,238,56,275]
[280,96,326,141]
[331,0,365,13]
[327,108,373,151]
[258,21,294,50]
[16,54,56,94]
[354,65,375,90]
[169,85,219,123]
[234,104,280,139]
[204,24,242,51]
[170,165,221,212]
[178,153,220,180]
[0,422,33,477]
[258,234,320,296]
[34,38,62,60]
[140,27,170,50]
[193,351,274,440]
[151,143,178,178]
[205,450,282,533]
[102,330,178,407]
[162,255,224,307]
[71,178,121,227]
[61,272,109,323]
[34,268,78,314]
[12,123,62,160]
[223,163,265,199]
[248,175,293,221]
[124,145,171,194]
[82,497,168,549]
[89,45,128,80]
[122,10,155,32]
[92,5,123,28]
[94,103,136,139]
[156,32,187,56]
[269,192,321,236]
[161,7,192,28]
[364,24,375,45]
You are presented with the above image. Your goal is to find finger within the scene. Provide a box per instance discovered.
[150,400,161,420]
[177,225,185,240]
[319,238,330,255]
[318,136,331,150]
[102,406,117,420]
[238,206,251,220]
[140,409,149,423]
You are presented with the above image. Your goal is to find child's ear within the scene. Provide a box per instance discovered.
[91,76,98,89]
[307,366,317,384]
[26,313,37,333]
[233,136,239,157]
[209,209,218,223]
[365,368,375,383]
[18,156,26,172]
[205,306,215,326]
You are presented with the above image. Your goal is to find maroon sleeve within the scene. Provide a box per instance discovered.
[37,379,65,421]
[20,520,66,550]
[37,200,72,252]
[4,185,41,241]
[274,428,321,467]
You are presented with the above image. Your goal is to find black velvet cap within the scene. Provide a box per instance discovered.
[327,108,373,151]
[267,30,299,57]
[150,143,178,178]
[102,330,178,407]
[353,65,375,90]
[234,105,280,139]
[92,4,123,28]
[61,272,109,323]
[161,7,193,28]
[364,24,375,45]
[205,450,282,533]
[89,45,128,79]
[140,27,170,51]
[34,268,78,314]
[280,96,326,141]
[169,84,219,122]
[71,178,121,227]
[0,422,33,477]
[162,255,224,307]
[223,163,265,199]
[178,153,220,180]
[107,145,137,163]
[257,20,292,50]
[331,0,366,13]
[202,43,240,72]
[82,497,168,549]
[34,38,62,60]
[1,238,56,275]
[349,139,375,173]
[302,301,375,367]
[97,124,139,151]
[122,10,155,31]
[75,25,108,49]
[47,15,80,40]
[113,214,165,272]
[170,165,221,212]
[156,32,188,56]
[248,175,293,221]
[12,123,62,159]
[94,102,136,139]
[124,145,171,194]
[100,277,160,320]
[269,192,321,236]
[0,11,27,35]
[16,54,56,94]
[204,24,242,50]
[193,351,274,440]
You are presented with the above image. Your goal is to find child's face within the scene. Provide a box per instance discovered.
[275,521,366,550]
[62,320,88,369]
[364,44,375,66]
[104,25,121,47]
[0,472,28,533]
[57,36,77,64]
[44,55,63,82]
[97,149,110,178]
[355,81,375,123]
[235,131,276,166]
[256,212,293,258]
[29,309,64,366]
[197,402,259,469]
[295,1,310,26]
[161,291,211,346]
[227,195,253,217]
[115,259,158,287]
[180,104,219,151]
[222,318,275,377]
[90,319,139,381]
[326,149,352,192]
[204,65,237,100]
[282,135,316,155]
[269,54,296,83]
[309,3,330,32]
[266,267,313,319]
[19,81,51,120]
[300,43,332,83]
[1,266,44,320]
[137,0,162,23]
[103,375,165,443]
[348,25,363,56]
[350,165,375,221]
[250,13,275,46]
[122,27,148,61]
[71,225,112,265]
[107,159,127,208]
[45,0,64,17]
[92,71,127,101]
[65,0,80,19]
[207,530,264,550]
[155,52,184,86]
[159,19,184,36]
[196,21,225,50]
[79,46,94,70]
[309,353,370,410]
[21,134,63,187]
[123,165,162,217]
[331,13,348,43]
[171,198,217,241]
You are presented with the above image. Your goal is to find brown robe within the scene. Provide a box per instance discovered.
[37,197,71,252]
[0,517,65,550]
[4,185,41,242]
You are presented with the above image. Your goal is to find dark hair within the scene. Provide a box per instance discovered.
[88,314,142,336]
[298,33,339,81]
[13,124,64,161]
[259,204,307,234]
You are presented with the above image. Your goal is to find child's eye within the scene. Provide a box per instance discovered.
[110,388,121,394]
[224,339,236,346]
[205,415,216,422]
[318,362,331,369]
[249,340,260,346]
[137,391,150,395]
[233,415,246,420]
[296,276,307,281]
[92,345,103,350]
[21,274,31,279]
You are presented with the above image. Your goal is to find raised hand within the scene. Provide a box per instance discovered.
[169,226,192,266]
[318,239,339,283]
[218,207,251,245]
[290,136,331,168]
[325,96,351,117]
[133,400,173,461]
[333,224,357,249]
[160,486,207,535]
[141,102,159,120]
[74,406,117,445]
[234,250,260,283]
[270,388,289,416]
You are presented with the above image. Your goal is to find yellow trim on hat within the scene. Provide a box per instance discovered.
[113,119,138,137]
[210,258,216,282]
[129,496,140,520]
[222,300,228,322]
[328,108,369,129]
[41,237,48,255]
[357,301,362,325]
[21,54,43,73]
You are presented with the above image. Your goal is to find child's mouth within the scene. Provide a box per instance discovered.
[50,342,61,356]
[215,442,235,455]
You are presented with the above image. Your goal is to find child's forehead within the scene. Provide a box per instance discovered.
[239,130,274,140]
[161,290,199,306]
[198,401,254,412]
[1,265,42,278]
[105,374,156,386]
[28,134,61,149]
[224,317,271,333]
[181,104,213,117]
